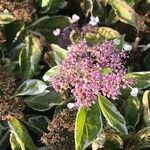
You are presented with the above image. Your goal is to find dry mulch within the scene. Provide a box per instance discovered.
[41,108,77,150]
[0,70,25,120]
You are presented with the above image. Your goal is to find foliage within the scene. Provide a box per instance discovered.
[0,0,150,150]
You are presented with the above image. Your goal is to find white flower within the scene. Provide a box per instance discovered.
[123,43,132,51]
[71,14,80,23]
[67,103,75,109]
[130,87,139,97]
[53,28,60,36]
[89,16,99,26]
[113,38,121,45]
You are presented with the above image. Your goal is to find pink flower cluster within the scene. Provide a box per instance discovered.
[51,40,133,107]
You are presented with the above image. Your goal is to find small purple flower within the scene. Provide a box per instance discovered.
[51,40,133,107]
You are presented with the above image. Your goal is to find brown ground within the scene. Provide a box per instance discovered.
[0,0,34,22]
[41,108,77,150]
[0,70,25,120]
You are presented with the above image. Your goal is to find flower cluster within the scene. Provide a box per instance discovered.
[51,40,133,107]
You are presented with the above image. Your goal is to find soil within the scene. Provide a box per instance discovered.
[41,108,77,150]
[0,70,25,120]
[0,0,34,22]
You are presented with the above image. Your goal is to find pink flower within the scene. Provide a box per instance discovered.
[51,40,133,107]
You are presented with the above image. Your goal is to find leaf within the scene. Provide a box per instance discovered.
[37,0,67,13]
[125,71,150,89]
[70,30,82,44]
[123,96,141,127]
[43,66,59,81]
[133,127,150,149]
[113,34,126,51]
[104,133,124,149]
[80,0,93,16]
[108,0,138,28]
[28,116,50,134]
[0,12,15,25]
[125,0,135,6]
[10,133,22,150]
[24,91,62,111]
[105,9,118,25]
[5,21,24,47]
[13,80,47,97]
[0,120,8,130]
[8,117,37,150]
[28,16,71,30]
[144,53,150,70]
[101,67,112,75]
[98,27,120,39]
[41,0,51,7]
[84,32,103,46]
[19,34,43,80]
[48,0,67,14]
[38,147,49,150]
[44,51,57,67]
[50,44,67,64]
[133,80,150,89]
[142,90,150,126]
[98,95,128,134]
[84,27,120,46]
[126,71,150,80]
[75,102,103,150]
[0,126,4,143]
[0,131,10,150]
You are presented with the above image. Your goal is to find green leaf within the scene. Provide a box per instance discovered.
[84,27,120,46]
[13,80,47,97]
[147,0,150,4]
[24,91,62,111]
[41,0,51,7]
[43,66,59,81]
[0,131,10,150]
[48,0,67,14]
[125,71,150,89]
[104,133,124,149]
[105,9,118,25]
[10,133,22,150]
[28,116,50,134]
[126,71,150,80]
[8,117,37,150]
[113,34,126,51]
[28,16,71,30]
[108,0,138,28]
[125,0,135,6]
[98,27,120,39]
[133,80,150,89]
[5,21,24,47]
[144,53,150,70]
[84,32,103,46]
[81,0,93,16]
[124,96,141,127]
[101,67,112,75]
[98,95,128,134]
[50,44,67,64]
[0,12,15,25]
[38,147,49,150]
[19,34,43,80]
[44,51,57,67]
[133,127,150,149]
[142,90,150,126]
[70,30,82,44]
[75,102,103,150]
[0,120,8,130]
